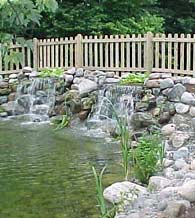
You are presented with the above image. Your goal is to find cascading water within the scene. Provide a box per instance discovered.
[13,78,55,122]
[87,85,140,135]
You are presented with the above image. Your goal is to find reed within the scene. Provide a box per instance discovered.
[101,98,131,180]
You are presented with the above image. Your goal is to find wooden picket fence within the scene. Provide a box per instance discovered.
[1,33,195,76]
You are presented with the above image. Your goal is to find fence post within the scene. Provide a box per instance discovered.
[145,32,153,73]
[75,34,83,68]
[33,38,38,71]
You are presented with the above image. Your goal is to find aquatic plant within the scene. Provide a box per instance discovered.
[53,114,71,130]
[92,166,115,218]
[39,68,64,78]
[99,98,131,181]
[130,133,164,184]
[120,72,149,85]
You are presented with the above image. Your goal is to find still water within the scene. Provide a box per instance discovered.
[0,119,121,218]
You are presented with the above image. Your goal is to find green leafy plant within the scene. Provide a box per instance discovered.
[130,133,164,184]
[53,114,70,130]
[39,68,64,78]
[120,73,149,85]
[92,166,115,218]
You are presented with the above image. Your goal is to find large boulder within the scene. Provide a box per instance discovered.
[181,92,195,105]
[166,84,186,102]
[175,103,190,114]
[148,176,171,191]
[78,78,98,97]
[131,112,157,129]
[103,181,148,204]
[160,78,174,89]
[178,180,195,202]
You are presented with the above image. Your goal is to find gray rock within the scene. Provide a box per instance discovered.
[77,79,98,97]
[29,71,38,77]
[22,66,32,74]
[0,81,8,89]
[190,159,195,170]
[1,101,15,115]
[0,75,3,83]
[166,84,186,102]
[161,123,176,136]
[0,112,8,117]
[181,92,195,105]
[64,74,74,83]
[171,131,189,148]
[103,181,148,204]
[9,78,18,84]
[131,112,157,129]
[174,159,187,170]
[145,79,162,88]
[189,106,195,117]
[9,73,18,79]
[178,180,195,202]
[148,176,171,191]
[173,147,189,160]
[164,200,190,218]
[191,118,195,130]
[75,68,84,77]
[105,71,115,78]
[175,103,189,114]
[188,78,195,84]
[0,96,8,104]
[160,78,174,89]
[105,78,120,84]
[66,67,76,75]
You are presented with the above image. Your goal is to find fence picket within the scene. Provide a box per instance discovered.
[174,34,178,72]
[60,38,64,68]
[126,34,130,68]
[155,33,160,68]
[161,34,166,69]
[89,35,93,67]
[94,35,98,67]
[55,38,59,68]
[1,33,195,76]
[115,35,119,68]
[138,34,142,68]
[43,39,47,68]
[168,34,172,69]
[105,35,109,68]
[121,35,125,68]
[99,35,103,67]
[110,35,114,68]
[186,34,191,71]
[84,36,88,67]
[65,37,68,68]
[180,34,185,71]
[51,38,55,68]
[132,34,136,69]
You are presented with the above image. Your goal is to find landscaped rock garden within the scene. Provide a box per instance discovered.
[104,72,195,218]
[1,68,195,218]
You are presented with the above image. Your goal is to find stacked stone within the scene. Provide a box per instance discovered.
[0,67,120,120]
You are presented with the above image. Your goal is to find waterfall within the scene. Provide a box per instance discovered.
[87,85,139,135]
[13,78,55,122]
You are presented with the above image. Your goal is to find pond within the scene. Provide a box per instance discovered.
[0,119,121,218]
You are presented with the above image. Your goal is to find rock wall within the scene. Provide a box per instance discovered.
[0,67,120,119]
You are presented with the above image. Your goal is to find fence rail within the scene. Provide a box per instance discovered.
[1,33,195,76]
